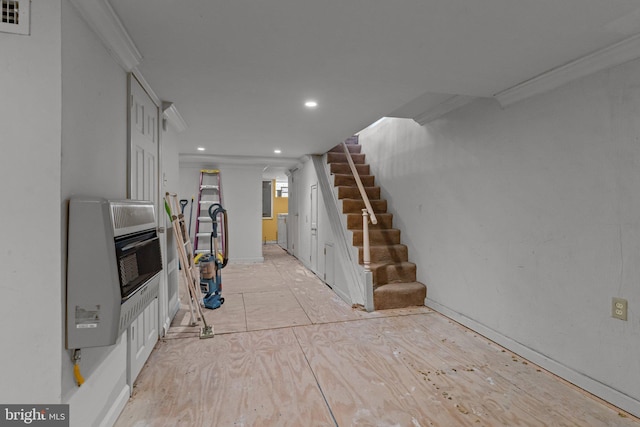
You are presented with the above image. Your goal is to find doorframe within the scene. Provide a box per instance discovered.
[125,73,169,389]
[310,183,318,272]
[126,72,171,335]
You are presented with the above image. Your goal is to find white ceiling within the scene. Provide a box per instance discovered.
[108,0,640,172]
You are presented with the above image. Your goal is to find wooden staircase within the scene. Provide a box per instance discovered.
[327,138,427,310]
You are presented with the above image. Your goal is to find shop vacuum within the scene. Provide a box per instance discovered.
[198,203,228,309]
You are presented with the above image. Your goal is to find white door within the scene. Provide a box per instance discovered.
[129,76,158,202]
[127,75,160,388]
[288,170,299,256]
[310,184,318,271]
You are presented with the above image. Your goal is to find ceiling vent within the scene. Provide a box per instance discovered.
[1,0,29,35]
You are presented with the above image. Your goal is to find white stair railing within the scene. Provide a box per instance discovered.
[342,142,377,271]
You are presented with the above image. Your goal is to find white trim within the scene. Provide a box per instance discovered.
[161,316,171,337]
[425,298,640,418]
[168,258,178,274]
[495,32,640,107]
[132,70,160,107]
[162,102,188,133]
[312,155,366,306]
[68,0,142,71]
[413,95,476,125]
[331,281,351,306]
[98,384,130,427]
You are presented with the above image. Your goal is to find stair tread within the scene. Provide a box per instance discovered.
[373,281,427,310]
[369,261,416,268]
[355,243,407,248]
[353,229,400,234]
[374,281,425,290]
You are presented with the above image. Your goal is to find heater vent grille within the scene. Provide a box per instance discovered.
[1,0,29,35]
[111,203,156,233]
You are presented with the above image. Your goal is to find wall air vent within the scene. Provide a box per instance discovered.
[1,0,29,35]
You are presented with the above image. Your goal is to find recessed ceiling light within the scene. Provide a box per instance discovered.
[304,100,318,108]
[197,147,205,151]
[274,149,282,154]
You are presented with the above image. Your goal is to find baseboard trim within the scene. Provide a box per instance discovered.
[98,384,130,427]
[162,316,171,338]
[425,298,640,418]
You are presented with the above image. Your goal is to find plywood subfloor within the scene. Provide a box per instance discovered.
[115,245,639,427]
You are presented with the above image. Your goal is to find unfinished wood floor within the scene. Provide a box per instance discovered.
[115,245,638,427]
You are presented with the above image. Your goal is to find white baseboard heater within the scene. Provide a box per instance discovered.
[66,198,162,349]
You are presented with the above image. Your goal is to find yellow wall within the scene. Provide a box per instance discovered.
[262,180,288,242]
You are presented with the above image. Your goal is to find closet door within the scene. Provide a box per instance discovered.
[127,75,160,389]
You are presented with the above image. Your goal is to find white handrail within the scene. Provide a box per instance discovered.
[342,142,377,272]
[342,142,377,225]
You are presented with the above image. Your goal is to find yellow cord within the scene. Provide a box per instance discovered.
[74,363,85,387]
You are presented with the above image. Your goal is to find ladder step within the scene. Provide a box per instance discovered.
[195,169,224,250]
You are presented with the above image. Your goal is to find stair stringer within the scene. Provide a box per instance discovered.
[311,155,374,311]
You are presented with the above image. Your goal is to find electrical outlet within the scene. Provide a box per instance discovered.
[612,297,628,321]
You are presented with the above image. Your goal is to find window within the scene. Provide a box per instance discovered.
[262,180,272,218]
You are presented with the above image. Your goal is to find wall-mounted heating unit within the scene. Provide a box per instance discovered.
[66,198,162,349]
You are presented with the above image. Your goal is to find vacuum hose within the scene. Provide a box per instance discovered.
[208,203,228,268]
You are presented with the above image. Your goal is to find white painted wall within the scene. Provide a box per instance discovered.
[291,157,352,303]
[358,58,640,416]
[0,0,63,404]
[60,1,130,425]
[179,162,263,263]
[162,124,181,319]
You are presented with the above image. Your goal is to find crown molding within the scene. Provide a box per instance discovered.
[413,95,476,125]
[495,32,640,107]
[162,102,187,133]
[69,0,142,71]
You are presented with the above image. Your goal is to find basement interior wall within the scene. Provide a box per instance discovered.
[179,162,264,263]
[357,57,640,416]
[291,157,352,304]
[60,1,130,425]
[0,0,63,404]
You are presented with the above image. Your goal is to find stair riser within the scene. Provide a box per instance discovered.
[372,264,416,285]
[374,285,426,310]
[358,245,408,263]
[327,152,366,164]
[337,186,380,200]
[343,199,386,214]
[352,230,400,246]
[329,144,362,154]
[346,213,393,229]
[330,163,370,175]
[334,174,374,187]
